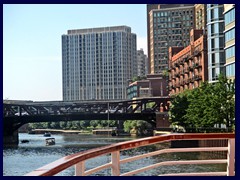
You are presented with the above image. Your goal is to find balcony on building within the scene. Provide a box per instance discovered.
[188,66,193,71]
[183,56,189,63]
[179,59,184,65]
[193,49,201,57]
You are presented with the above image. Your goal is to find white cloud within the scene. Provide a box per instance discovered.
[137,36,148,55]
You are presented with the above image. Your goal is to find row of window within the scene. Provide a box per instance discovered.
[208,22,225,35]
[225,46,235,59]
[153,15,193,22]
[225,8,235,25]
[154,10,193,17]
[225,28,235,42]
[226,63,235,77]
[210,66,226,80]
[209,37,225,50]
[210,52,225,64]
[209,6,224,20]
[64,93,124,100]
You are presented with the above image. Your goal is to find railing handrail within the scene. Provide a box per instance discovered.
[25,133,235,176]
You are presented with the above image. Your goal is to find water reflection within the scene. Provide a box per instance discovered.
[3,133,226,176]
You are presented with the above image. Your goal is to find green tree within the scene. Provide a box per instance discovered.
[41,122,51,129]
[50,122,60,129]
[210,75,235,128]
[28,123,41,129]
[169,91,190,128]
[132,76,147,82]
[169,74,235,131]
[66,121,73,129]
[162,69,169,77]
[123,120,135,133]
[60,121,67,129]
[185,75,235,129]
[90,120,100,128]
[123,120,152,135]
[80,120,89,129]
[71,121,81,130]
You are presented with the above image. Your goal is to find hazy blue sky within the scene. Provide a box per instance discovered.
[3,4,147,101]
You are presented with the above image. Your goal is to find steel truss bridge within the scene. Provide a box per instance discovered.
[3,97,171,144]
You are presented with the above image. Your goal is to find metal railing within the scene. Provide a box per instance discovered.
[25,133,235,176]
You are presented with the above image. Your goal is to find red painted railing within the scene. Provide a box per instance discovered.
[25,133,235,176]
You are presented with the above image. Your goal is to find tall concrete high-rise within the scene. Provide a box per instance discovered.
[137,49,148,77]
[147,4,195,74]
[62,26,137,101]
[207,4,225,83]
[147,4,160,74]
[223,4,235,81]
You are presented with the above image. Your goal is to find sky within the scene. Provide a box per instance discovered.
[3,4,148,101]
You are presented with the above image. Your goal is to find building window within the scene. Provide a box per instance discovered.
[225,46,235,59]
[225,8,235,25]
[212,53,215,65]
[225,28,235,42]
[212,68,216,79]
[211,38,215,50]
[226,63,235,77]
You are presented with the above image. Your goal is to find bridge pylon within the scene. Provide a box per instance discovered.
[3,121,19,146]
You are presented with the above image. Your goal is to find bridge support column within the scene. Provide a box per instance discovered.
[3,123,19,146]
[3,130,19,146]
[156,112,170,129]
[117,120,124,129]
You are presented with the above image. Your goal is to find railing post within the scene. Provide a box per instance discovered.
[75,161,85,176]
[111,151,120,176]
[227,138,235,176]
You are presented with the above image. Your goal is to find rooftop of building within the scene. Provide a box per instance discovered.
[150,4,194,12]
[66,25,132,35]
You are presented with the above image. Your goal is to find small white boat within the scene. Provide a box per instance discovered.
[44,132,51,137]
[45,138,55,146]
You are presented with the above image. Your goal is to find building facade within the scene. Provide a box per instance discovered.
[127,74,168,99]
[62,26,137,101]
[168,29,208,95]
[194,4,207,30]
[223,4,235,80]
[147,4,160,74]
[207,4,225,83]
[147,4,195,74]
[137,49,148,77]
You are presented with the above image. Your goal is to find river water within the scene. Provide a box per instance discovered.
[3,133,226,176]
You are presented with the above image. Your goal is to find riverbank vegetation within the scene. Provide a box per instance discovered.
[169,75,235,132]
[123,120,153,136]
[28,119,153,136]
[28,120,118,132]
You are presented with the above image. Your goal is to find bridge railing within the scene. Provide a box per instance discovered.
[25,133,235,176]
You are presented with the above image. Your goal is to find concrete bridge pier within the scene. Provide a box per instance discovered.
[117,120,124,129]
[3,123,19,146]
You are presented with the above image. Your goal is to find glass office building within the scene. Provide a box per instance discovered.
[62,26,137,101]
[224,4,235,80]
[207,4,225,83]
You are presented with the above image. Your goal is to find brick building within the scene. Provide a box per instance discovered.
[168,29,208,95]
[127,74,168,99]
